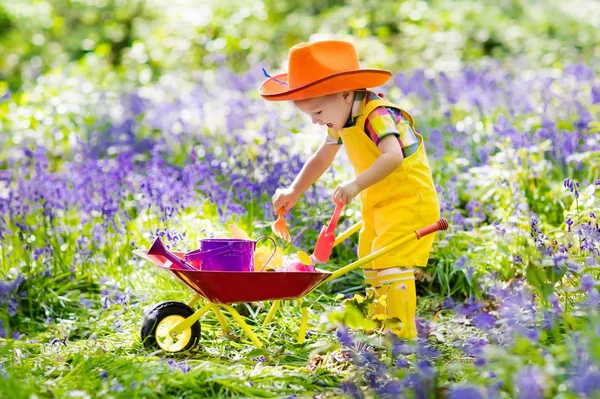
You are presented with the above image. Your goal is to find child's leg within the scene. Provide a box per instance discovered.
[358,209,385,317]
[363,268,386,317]
[377,267,417,339]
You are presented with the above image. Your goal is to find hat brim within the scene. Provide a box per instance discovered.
[259,69,392,101]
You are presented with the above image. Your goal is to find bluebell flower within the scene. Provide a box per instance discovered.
[375,380,403,398]
[336,326,354,347]
[442,297,454,309]
[581,274,595,293]
[472,312,496,331]
[395,357,410,368]
[513,366,545,399]
[570,362,600,396]
[415,318,431,337]
[513,255,523,264]
[168,359,191,373]
[448,386,485,399]
[113,319,123,333]
[50,336,67,346]
[341,381,363,399]
[110,378,124,392]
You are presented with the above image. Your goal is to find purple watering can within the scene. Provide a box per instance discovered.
[185,236,276,272]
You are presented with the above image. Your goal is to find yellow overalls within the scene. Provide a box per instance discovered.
[338,97,440,338]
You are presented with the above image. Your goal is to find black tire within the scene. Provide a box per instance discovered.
[140,301,201,352]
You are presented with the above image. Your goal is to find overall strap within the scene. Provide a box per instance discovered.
[355,98,416,131]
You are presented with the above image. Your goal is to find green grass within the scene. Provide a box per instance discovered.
[1,266,487,398]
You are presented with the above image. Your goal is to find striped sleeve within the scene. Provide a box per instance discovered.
[364,106,401,145]
[364,106,418,150]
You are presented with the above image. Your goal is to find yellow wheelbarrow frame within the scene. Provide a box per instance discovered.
[137,218,447,352]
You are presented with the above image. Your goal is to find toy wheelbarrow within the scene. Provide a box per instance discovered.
[133,218,448,353]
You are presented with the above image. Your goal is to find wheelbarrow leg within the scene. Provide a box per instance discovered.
[187,294,202,308]
[170,302,212,335]
[262,300,281,326]
[297,299,309,345]
[184,296,230,334]
[210,304,230,334]
[221,304,263,349]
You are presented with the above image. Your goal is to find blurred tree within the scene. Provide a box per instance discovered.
[0,0,598,93]
[0,0,151,91]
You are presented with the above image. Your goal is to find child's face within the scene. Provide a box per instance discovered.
[293,91,353,132]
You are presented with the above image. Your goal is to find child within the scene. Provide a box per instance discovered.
[260,40,440,339]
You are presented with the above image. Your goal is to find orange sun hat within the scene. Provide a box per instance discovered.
[259,40,392,101]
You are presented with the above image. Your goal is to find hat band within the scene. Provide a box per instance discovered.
[262,68,288,87]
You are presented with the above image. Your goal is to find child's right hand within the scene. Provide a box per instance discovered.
[272,187,300,214]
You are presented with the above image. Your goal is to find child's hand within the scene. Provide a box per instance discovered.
[333,180,361,204]
[272,187,300,214]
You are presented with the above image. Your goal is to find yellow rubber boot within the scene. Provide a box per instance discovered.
[378,267,417,339]
[363,268,386,318]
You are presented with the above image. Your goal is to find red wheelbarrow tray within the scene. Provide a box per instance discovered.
[133,218,448,305]
[132,249,331,304]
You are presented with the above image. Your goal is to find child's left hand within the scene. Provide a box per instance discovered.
[333,180,361,204]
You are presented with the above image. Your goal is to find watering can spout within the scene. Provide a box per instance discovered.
[148,237,196,271]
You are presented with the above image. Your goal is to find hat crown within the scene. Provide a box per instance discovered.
[287,41,360,89]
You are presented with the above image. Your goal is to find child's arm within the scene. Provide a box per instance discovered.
[273,138,341,212]
[333,135,403,204]
[356,135,404,188]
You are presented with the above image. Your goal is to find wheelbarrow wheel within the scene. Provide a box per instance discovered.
[140,301,200,353]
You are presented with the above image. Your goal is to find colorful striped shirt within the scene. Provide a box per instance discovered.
[326,91,419,157]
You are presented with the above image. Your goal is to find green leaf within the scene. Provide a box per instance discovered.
[526,264,546,291]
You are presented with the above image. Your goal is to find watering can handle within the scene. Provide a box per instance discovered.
[257,236,277,272]
[185,246,233,261]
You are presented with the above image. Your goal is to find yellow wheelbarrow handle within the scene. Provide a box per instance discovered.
[315,218,449,288]
[332,221,363,248]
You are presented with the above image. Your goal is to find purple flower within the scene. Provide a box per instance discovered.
[513,255,523,264]
[565,63,594,80]
[566,217,574,232]
[570,362,600,396]
[417,341,438,359]
[448,386,485,399]
[514,366,545,399]
[402,361,437,399]
[113,319,123,333]
[79,296,92,308]
[455,302,482,317]
[110,378,124,392]
[336,326,354,347]
[391,339,414,356]
[415,318,432,337]
[341,381,363,399]
[50,336,67,346]
[548,294,562,316]
[581,274,595,293]
[8,298,17,317]
[441,297,454,309]
[375,380,403,398]
[395,357,410,368]
[472,312,496,330]
[168,359,191,373]
[454,256,467,269]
